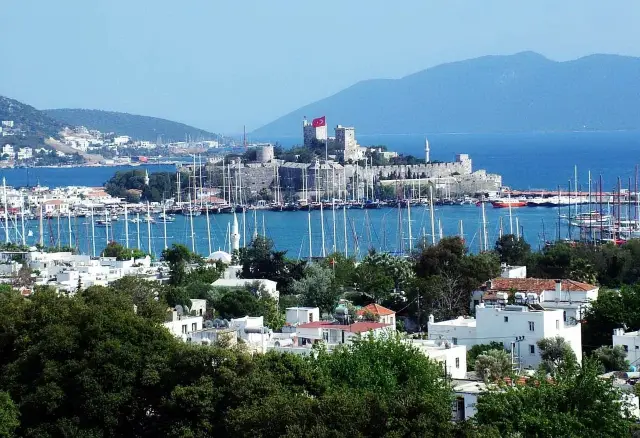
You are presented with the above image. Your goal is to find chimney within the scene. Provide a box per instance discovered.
[555,280,562,294]
[428,314,435,324]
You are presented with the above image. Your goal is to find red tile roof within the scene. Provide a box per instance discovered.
[356,303,396,317]
[296,321,389,333]
[482,278,596,301]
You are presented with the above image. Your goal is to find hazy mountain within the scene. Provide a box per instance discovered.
[253,52,640,137]
[0,95,62,138]
[44,109,219,143]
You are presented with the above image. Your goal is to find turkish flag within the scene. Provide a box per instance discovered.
[312,116,326,128]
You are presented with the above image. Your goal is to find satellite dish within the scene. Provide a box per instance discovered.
[204,320,214,329]
[175,305,184,316]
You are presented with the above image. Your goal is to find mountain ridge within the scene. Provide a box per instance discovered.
[253,52,640,137]
[44,108,219,143]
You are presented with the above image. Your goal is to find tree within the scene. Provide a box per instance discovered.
[162,243,200,286]
[292,264,341,315]
[536,336,578,376]
[474,358,634,437]
[12,265,32,289]
[466,342,505,372]
[494,234,531,266]
[102,241,146,260]
[109,277,168,323]
[355,251,414,303]
[237,236,305,295]
[475,349,512,382]
[0,391,18,438]
[593,345,629,373]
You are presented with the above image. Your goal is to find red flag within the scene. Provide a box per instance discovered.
[312,116,326,128]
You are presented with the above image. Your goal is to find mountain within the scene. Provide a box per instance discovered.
[253,52,640,137]
[0,95,62,138]
[44,109,219,142]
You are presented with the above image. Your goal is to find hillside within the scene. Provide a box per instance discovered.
[0,95,62,138]
[253,52,640,136]
[44,109,219,143]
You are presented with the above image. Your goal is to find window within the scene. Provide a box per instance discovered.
[455,357,460,369]
[191,323,197,332]
[181,324,187,334]
[309,313,314,323]
[529,344,535,355]
[528,321,535,331]
[624,345,629,352]
[452,337,458,345]
[556,320,560,330]
[504,316,509,322]
[636,346,639,350]
[563,311,567,322]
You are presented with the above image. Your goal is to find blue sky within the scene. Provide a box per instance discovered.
[1,1,638,133]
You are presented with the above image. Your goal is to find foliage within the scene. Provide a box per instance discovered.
[494,234,531,266]
[474,358,634,437]
[105,169,177,203]
[236,236,305,295]
[466,342,505,372]
[101,241,146,260]
[108,277,168,323]
[410,237,500,323]
[0,391,18,438]
[162,243,202,286]
[582,285,640,353]
[593,345,630,373]
[474,349,512,382]
[319,252,356,288]
[536,336,578,376]
[209,283,284,330]
[292,264,342,314]
[355,250,414,303]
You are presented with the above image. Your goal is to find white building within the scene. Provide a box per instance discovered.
[356,303,397,326]
[295,320,393,347]
[408,339,467,379]
[500,264,527,279]
[2,144,14,157]
[1,121,14,128]
[113,135,131,145]
[163,307,203,339]
[17,147,33,160]
[429,304,582,369]
[286,307,320,325]
[230,315,270,352]
[471,276,598,322]
[613,329,640,368]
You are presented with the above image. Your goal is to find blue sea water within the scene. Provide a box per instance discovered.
[4,131,640,258]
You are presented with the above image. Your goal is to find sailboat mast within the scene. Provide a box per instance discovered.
[481,200,488,251]
[136,213,141,250]
[146,202,152,255]
[508,192,513,235]
[205,204,212,254]
[308,207,313,261]
[20,201,25,246]
[124,204,129,248]
[343,205,348,257]
[189,196,195,252]
[332,199,337,253]
[2,178,8,243]
[429,185,436,245]
[68,209,72,248]
[407,195,413,254]
[516,217,520,240]
[90,205,96,256]
[320,202,326,257]
[163,202,169,251]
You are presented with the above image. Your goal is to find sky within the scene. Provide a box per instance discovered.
[1,1,639,134]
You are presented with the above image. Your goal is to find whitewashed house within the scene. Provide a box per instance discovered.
[429,303,582,369]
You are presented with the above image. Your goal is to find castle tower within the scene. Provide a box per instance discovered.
[425,138,430,163]
[231,211,240,251]
[144,169,150,186]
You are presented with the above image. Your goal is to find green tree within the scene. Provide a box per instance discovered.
[536,336,578,376]
[109,277,168,323]
[494,234,531,266]
[475,349,512,382]
[162,243,201,286]
[293,264,341,315]
[0,391,18,438]
[237,236,305,295]
[474,358,634,437]
[466,342,505,372]
[355,251,414,303]
[101,241,146,260]
[593,345,630,373]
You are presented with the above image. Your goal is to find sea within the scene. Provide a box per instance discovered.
[4,131,640,259]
